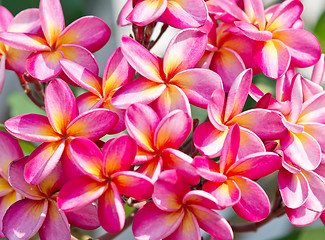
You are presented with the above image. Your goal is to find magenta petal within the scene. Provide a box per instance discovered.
[67,108,118,140]
[65,202,100,230]
[0,55,5,94]
[38,200,70,240]
[0,6,13,31]
[232,176,270,222]
[5,114,60,142]
[0,32,50,51]
[98,183,125,233]
[193,156,227,182]
[208,88,227,131]
[45,78,77,134]
[7,8,41,34]
[235,22,272,41]
[286,206,321,226]
[302,170,325,212]
[183,190,220,210]
[3,199,48,240]
[113,171,153,200]
[133,201,184,240]
[24,141,65,185]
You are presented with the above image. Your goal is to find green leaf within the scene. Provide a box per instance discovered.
[314,10,325,51]
[18,140,36,155]
[278,227,325,240]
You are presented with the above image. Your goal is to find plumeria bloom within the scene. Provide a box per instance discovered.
[0,0,110,81]
[4,157,100,240]
[133,170,234,240]
[216,0,321,78]
[0,6,41,93]
[194,68,287,158]
[111,28,223,118]
[5,78,118,184]
[125,103,199,184]
[119,0,208,29]
[57,134,154,233]
[60,47,135,133]
[0,132,24,237]
[194,124,282,221]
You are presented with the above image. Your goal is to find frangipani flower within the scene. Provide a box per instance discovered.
[194,124,282,221]
[0,0,110,81]
[125,103,199,184]
[111,28,223,118]
[119,0,208,29]
[194,68,287,158]
[0,132,24,237]
[60,47,135,133]
[4,157,100,240]
[133,170,234,240]
[5,78,118,184]
[216,0,321,78]
[57,134,154,233]
[0,6,41,94]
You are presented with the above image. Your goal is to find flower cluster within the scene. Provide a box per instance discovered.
[0,0,325,239]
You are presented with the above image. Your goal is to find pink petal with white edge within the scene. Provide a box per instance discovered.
[228,152,282,179]
[203,180,241,208]
[102,47,135,98]
[235,22,272,41]
[125,103,160,152]
[170,68,223,108]
[302,122,325,152]
[193,156,227,182]
[102,134,137,176]
[161,148,200,185]
[281,131,321,171]
[0,55,5,94]
[121,36,163,83]
[224,69,252,121]
[273,29,321,68]
[228,109,288,141]
[152,84,192,119]
[299,92,325,124]
[216,0,250,22]
[193,122,228,158]
[39,0,64,47]
[112,171,153,200]
[60,59,102,96]
[68,137,104,180]
[232,176,270,222]
[253,39,290,79]
[111,77,166,109]
[5,114,61,142]
[57,16,110,52]
[183,190,220,210]
[210,47,246,92]
[237,127,266,159]
[98,183,125,233]
[65,202,100,230]
[127,0,167,26]
[155,110,192,150]
[287,74,303,123]
[278,168,308,209]
[118,0,132,26]
[76,92,101,113]
[311,54,325,85]
[208,88,227,132]
[189,205,234,240]
[164,209,200,240]
[153,170,190,212]
[38,200,70,240]
[24,141,65,185]
[302,170,325,212]
[7,8,41,34]
[164,29,207,78]
[102,102,127,134]
[244,0,266,29]
[286,206,321,226]
[0,32,50,51]
[133,201,184,240]
[0,6,13,31]
[67,108,118,140]
[8,157,44,200]
[162,0,208,29]
[3,199,48,240]
[45,78,77,135]
[58,175,107,212]
[0,132,23,176]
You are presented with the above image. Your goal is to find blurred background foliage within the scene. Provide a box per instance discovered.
[0,0,324,239]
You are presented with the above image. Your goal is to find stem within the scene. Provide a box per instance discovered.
[92,209,139,240]
[147,23,169,50]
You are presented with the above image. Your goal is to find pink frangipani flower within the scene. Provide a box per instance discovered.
[125,103,199,184]
[119,0,208,29]
[60,47,135,133]
[0,0,110,81]
[194,124,282,221]
[57,134,154,233]
[4,157,99,240]
[133,170,234,240]
[111,28,223,118]
[5,78,118,184]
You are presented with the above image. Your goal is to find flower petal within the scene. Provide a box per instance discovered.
[0,32,50,51]
[183,190,220,209]
[286,206,320,226]
[299,92,325,124]
[0,55,5,95]
[0,6,13,31]
[193,156,227,182]
[0,191,21,237]
[3,199,48,240]
[207,88,227,131]
[235,22,272,41]
[302,170,325,212]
